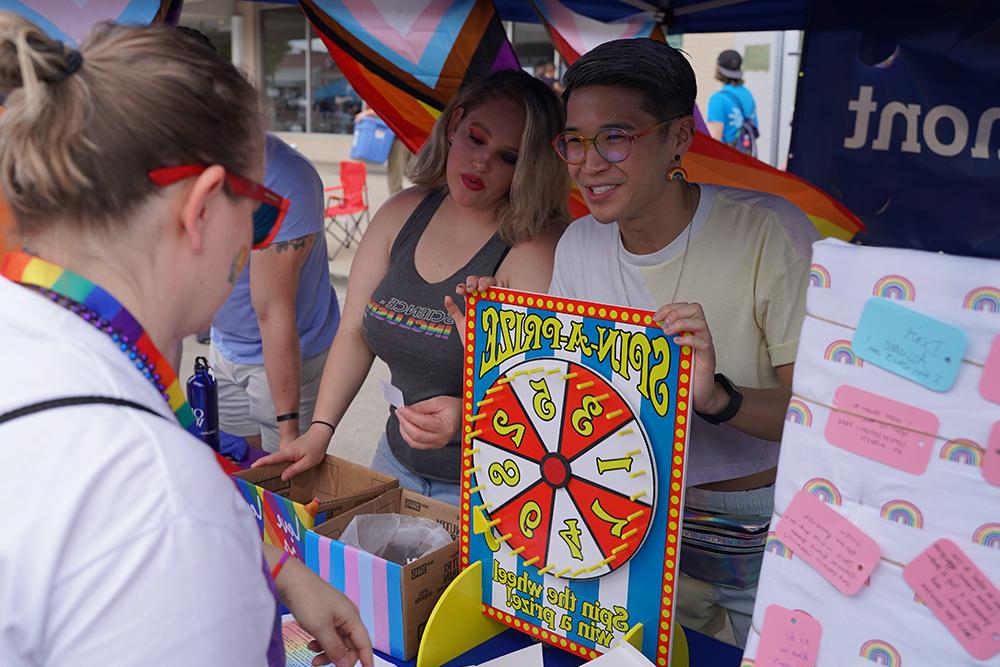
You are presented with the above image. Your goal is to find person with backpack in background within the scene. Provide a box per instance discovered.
[707,49,760,157]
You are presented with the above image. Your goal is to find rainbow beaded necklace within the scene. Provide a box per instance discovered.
[1,251,198,436]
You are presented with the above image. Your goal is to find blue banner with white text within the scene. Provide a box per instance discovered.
[789,1,1000,259]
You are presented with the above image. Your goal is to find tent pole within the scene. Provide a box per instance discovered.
[770,30,785,167]
[617,0,661,13]
[304,15,312,134]
[674,0,751,16]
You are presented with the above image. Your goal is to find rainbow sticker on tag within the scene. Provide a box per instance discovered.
[853,298,967,391]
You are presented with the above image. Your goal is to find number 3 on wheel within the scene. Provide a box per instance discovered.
[571,394,604,437]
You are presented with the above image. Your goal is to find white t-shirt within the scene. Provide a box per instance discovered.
[550,184,819,486]
[0,277,275,666]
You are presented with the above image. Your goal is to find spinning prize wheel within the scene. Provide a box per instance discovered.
[468,358,656,580]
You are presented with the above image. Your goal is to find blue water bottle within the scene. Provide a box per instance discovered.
[186,356,220,451]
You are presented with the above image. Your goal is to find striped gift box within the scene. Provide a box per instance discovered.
[304,488,461,660]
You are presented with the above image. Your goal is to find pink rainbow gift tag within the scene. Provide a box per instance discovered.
[903,538,1000,660]
[755,605,822,667]
[982,336,1000,404]
[775,490,880,596]
[825,385,938,475]
[983,422,1000,487]
[282,618,318,666]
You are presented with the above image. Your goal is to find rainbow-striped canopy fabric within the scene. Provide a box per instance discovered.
[301,0,518,153]
[0,0,180,47]
[305,0,862,240]
[530,0,666,63]
[530,0,863,240]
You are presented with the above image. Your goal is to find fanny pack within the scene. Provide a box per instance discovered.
[680,508,771,590]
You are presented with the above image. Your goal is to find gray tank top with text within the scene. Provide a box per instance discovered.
[362,188,510,482]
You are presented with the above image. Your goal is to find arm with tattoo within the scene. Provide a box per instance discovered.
[251,233,316,446]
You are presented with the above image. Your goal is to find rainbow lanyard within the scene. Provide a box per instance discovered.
[1,251,199,437]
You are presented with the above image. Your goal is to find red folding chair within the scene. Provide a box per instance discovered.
[324,160,370,258]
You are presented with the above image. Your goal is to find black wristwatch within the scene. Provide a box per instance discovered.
[695,373,743,425]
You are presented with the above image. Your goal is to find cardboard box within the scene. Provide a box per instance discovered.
[232,455,397,560]
[304,488,460,660]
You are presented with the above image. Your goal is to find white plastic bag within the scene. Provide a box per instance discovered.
[339,513,453,565]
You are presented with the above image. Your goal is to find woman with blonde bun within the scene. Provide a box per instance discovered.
[0,14,371,667]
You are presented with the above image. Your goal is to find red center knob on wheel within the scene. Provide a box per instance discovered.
[540,453,571,489]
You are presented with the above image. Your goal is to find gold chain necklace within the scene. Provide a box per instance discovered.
[616,184,698,309]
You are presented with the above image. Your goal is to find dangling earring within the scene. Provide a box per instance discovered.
[667,154,687,181]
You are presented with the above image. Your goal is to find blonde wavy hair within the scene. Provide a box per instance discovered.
[408,69,569,245]
[0,13,264,235]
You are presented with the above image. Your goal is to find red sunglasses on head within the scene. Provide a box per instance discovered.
[148,165,289,250]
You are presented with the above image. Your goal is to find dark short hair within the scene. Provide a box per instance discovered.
[562,38,697,122]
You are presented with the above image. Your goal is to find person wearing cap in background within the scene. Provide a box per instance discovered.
[707,49,759,155]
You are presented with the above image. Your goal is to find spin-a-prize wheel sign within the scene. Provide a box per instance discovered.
[458,288,692,664]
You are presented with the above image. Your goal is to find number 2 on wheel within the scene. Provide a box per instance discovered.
[492,409,525,448]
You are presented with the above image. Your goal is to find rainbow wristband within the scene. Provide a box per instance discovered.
[271,550,291,581]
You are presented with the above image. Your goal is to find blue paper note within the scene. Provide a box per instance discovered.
[853,298,967,392]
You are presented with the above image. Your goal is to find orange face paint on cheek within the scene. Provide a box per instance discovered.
[228,245,248,284]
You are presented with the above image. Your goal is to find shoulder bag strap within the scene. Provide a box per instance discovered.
[0,395,166,426]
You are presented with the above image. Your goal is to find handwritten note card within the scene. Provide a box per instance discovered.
[903,539,1000,660]
[579,642,652,667]
[984,422,1000,487]
[853,298,967,391]
[755,605,822,667]
[825,385,938,475]
[775,491,880,596]
[477,644,545,667]
[982,336,1000,405]
[381,380,404,408]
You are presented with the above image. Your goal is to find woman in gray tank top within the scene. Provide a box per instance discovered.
[256,70,569,504]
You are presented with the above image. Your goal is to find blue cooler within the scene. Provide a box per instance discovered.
[350,116,395,163]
